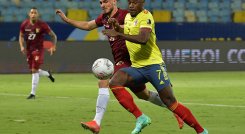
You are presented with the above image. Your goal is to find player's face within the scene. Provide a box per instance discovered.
[29,9,39,21]
[128,0,144,17]
[100,0,116,14]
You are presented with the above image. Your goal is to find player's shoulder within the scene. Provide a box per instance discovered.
[97,13,104,19]
[37,19,47,25]
[38,19,50,27]
[21,19,29,25]
[125,13,131,20]
[138,10,153,20]
[141,9,153,17]
[117,8,128,22]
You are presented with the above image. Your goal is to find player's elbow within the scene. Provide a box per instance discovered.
[53,34,57,39]
[138,34,149,44]
[80,26,92,31]
[138,38,148,44]
[51,34,57,41]
[19,35,24,42]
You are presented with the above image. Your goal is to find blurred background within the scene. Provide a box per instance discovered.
[0,0,244,73]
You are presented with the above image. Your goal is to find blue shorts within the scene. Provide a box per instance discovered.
[120,64,171,92]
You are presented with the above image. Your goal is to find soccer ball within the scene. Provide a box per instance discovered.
[92,58,114,80]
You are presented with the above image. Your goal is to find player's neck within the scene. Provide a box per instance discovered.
[109,7,118,18]
[131,9,144,18]
[29,19,37,25]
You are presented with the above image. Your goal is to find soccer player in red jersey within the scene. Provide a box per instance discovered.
[19,7,57,99]
[56,0,183,133]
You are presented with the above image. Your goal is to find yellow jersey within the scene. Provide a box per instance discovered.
[124,9,163,68]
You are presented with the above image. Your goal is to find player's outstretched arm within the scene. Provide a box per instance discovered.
[48,30,57,55]
[19,32,26,54]
[55,9,97,31]
[102,28,151,44]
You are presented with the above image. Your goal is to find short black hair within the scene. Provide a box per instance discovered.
[31,7,37,10]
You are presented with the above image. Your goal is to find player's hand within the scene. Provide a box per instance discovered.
[102,29,118,37]
[20,46,26,54]
[55,9,68,22]
[108,18,120,31]
[48,45,56,56]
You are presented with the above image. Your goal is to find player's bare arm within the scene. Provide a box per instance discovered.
[19,32,26,54]
[102,28,151,44]
[48,30,57,55]
[55,9,97,31]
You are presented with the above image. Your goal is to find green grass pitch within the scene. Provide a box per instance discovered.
[0,72,245,134]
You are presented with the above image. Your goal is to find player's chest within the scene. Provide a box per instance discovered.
[24,25,42,35]
[125,19,140,35]
[24,25,43,40]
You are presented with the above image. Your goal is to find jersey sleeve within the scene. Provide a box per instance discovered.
[139,11,153,29]
[20,21,25,33]
[95,14,103,27]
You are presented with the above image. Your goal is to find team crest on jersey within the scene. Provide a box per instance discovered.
[134,20,138,26]
[35,28,40,33]
[143,10,148,14]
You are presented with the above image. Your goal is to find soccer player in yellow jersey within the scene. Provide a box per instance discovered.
[103,0,208,134]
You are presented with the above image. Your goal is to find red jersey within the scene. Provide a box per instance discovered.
[95,8,131,64]
[20,19,51,51]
